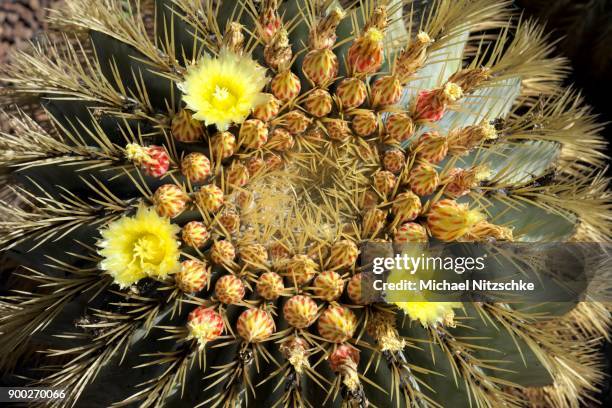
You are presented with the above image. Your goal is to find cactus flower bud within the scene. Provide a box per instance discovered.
[210,240,236,265]
[304,89,333,117]
[362,207,386,237]
[328,240,359,269]
[414,82,462,122]
[444,166,490,198]
[181,221,210,248]
[187,306,223,347]
[281,110,312,135]
[215,274,244,304]
[326,119,352,141]
[264,29,292,70]
[283,295,318,329]
[256,271,285,300]
[181,152,211,183]
[284,254,318,285]
[239,119,268,149]
[126,144,171,178]
[302,48,339,86]
[171,109,204,143]
[218,208,240,233]
[335,77,367,109]
[408,163,439,196]
[329,344,360,372]
[240,243,269,267]
[348,28,384,75]
[383,149,406,173]
[210,131,236,159]
[153,184,189,218]
[318,305,357,343]
[226,162,250,187]
[352,110,378,137]
[415,131,448,163]
[195,184,224,212]
[385,113,414,142]
[237,308,276,342]
[347,273,374,305]
[392,191,422,223]
[252,94,280,122]
[373,170,396,196]
[271,70,301,102]
[394,222,428,243]
[176,260,211,293]
[427,199,483,241]
[371,75,402,107]
[267,127,295,151]
[313,270,345,301]
[447,123,497,155]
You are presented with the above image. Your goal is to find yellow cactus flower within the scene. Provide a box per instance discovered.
[179,49,268,130]
[98,206,181,288]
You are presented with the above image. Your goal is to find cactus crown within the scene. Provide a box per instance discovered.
[0,0,610,407]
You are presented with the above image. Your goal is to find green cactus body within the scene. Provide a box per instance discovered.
[0,1,610,407]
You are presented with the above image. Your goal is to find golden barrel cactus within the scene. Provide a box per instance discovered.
[0,0,610,407]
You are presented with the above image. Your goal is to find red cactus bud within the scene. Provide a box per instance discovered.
[352,110,378,137]
[211,240,236,265]
[187,306,223,346]
[195,184,224,212]
[318,305,357,343]
[383,149,405,174]
[252,94,280,122]
[348,28,384,75]
[237,308,275,342]
[210,131,236,160]
[313,270,345,301]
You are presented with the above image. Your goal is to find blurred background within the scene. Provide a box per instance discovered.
[1,0,611,404]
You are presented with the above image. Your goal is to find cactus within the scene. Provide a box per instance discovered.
[0,0,610,407]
